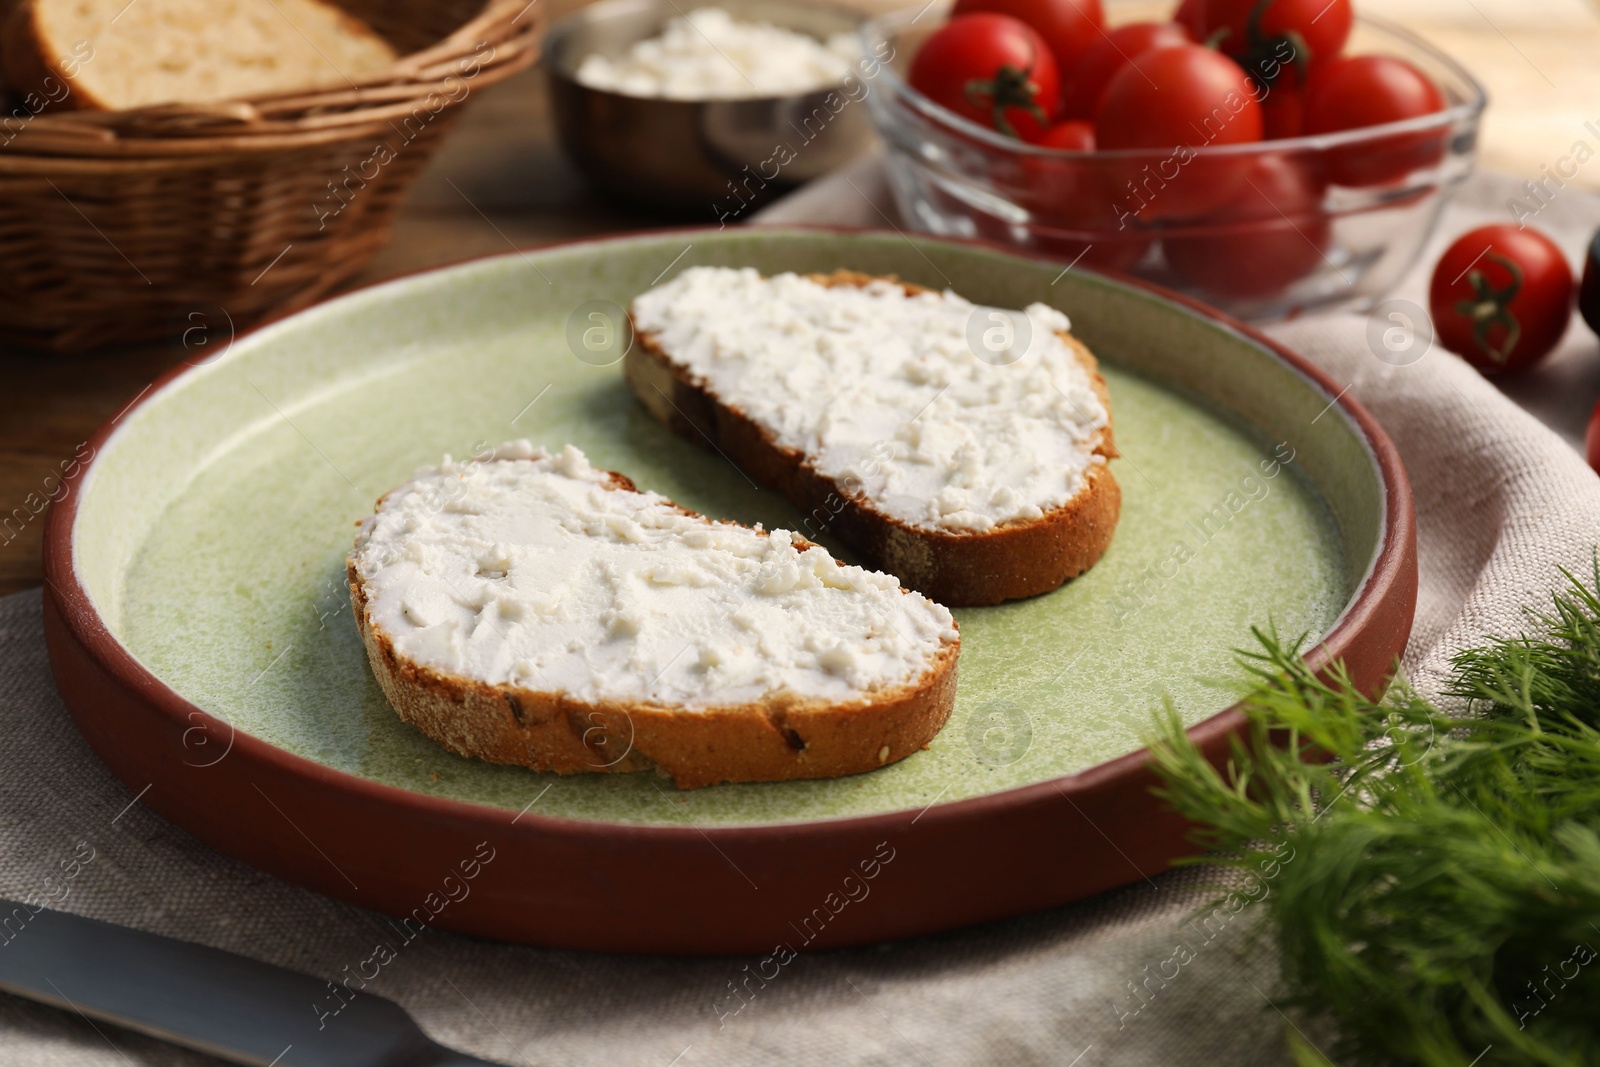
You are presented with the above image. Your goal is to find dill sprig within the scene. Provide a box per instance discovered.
[1148,566,1600,1067]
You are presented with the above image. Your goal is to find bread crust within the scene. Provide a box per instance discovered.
[0,1,100,111]
[348,469,960,791]
[1,0,395,113]
[626,270,1121,606]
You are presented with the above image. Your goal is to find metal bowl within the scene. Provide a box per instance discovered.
[544,0,877,219]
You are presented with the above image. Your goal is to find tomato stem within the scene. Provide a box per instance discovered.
[1238,0,1310,88]
[964,63,1046,140]
[1454,251,1524,364]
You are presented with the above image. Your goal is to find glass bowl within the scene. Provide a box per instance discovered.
[860,3,1486,321]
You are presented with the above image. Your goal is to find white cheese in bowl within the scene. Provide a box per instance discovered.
[630,267,1110,534]
[574,7,858,100]
[349,443,957,708]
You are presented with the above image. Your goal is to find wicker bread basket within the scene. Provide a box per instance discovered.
[0,0,541,352]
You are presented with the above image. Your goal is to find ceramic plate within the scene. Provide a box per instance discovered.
[45,229,1415,953]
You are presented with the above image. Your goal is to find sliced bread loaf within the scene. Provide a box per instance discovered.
[347,443,960,790]
[2,0,397,111]
[626,268,1121,606]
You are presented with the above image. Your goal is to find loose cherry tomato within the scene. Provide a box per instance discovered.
[953,0,1105,78]
[1174,0,1207,38]
[910,13,1061,141]
[1202,0,1352,90]
[1095,45,1264,219]
[1579,227,1600,339]
[1304,55,1447,186]
[1164,153,1329,298]
[1428,224,1573,375]
[1061,21,1191,120]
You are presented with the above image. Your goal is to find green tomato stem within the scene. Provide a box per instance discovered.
[1454,251,1525,364]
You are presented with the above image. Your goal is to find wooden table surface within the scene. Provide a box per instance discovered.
[3,0,1599,596]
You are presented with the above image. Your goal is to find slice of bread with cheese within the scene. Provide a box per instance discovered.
[2,0,397,111]
[626,268,1120,606]
[347,443,960,790]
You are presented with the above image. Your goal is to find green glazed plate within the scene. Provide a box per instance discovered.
[75,229,1377,829]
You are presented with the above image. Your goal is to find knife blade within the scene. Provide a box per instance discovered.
[0,899,503,1066]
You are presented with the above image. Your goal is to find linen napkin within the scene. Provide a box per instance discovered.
[2,162,1598,1066]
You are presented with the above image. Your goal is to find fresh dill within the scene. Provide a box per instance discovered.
[1148,567,1600,1066]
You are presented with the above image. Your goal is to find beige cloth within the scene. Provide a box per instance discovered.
[2,164,1598,1065]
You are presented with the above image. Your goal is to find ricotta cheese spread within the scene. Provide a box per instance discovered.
[573,8,858,100]
[350,443,957,708]
[630,267,1110,533]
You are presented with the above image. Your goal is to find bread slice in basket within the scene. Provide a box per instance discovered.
[625,268,1120,606]
[2,0,397,111]
[347,443,960,790]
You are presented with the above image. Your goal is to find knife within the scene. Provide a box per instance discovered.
[0,899,503,1066]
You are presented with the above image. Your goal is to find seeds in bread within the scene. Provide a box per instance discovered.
[347,442,960,790]
[626,267,1121,606]
[2,0,397,111]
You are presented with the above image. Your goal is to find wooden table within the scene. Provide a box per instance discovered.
[4,0,1599,596]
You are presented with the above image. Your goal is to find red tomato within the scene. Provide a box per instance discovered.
[1586,398,1600,475]
[1013,147,1151,271]
[1016,121,1161,272]
[953,0,1105,78]
[1095,45,1264,219]
[1017,120,1103,229]
[1579,228,1600,339]
[1304,55,1447,186]
[1428,224,1573,375]
[1260,86,1305,138]
[1034,120,1096,149]
[1060,21,1191,120]
[909,14,1061,141]
[1096,47,1263,149]
[1035,233,1152,273]
[1174,0,1206,38]
[1018,122,1102,217]
[1202,0,1352,90]
[1164,153,1329,298]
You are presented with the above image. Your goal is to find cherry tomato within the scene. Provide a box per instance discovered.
[1011,121,1155,269]
[1164,153,1329,298]
[1304,55,1447,186]
[1036,233,1152,273]
[1017,122,1101,217]
[1586,398,1600,475]
[953,0,1105,78]
[1202,0,1352,90]
[1428,224,1573,375]
[1174,0,1207,38]
[910,13,1061,141]
[1579,228,1600,340]
[1034,120,1095,149]
[1095,45,1264,219]
[968,187,1152,271]
[1017,120,1099,222]
[1060,21,1191,120]
[1014,153,1152,271]
[1260,86,1305,138]
[1096,46,1263,149]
